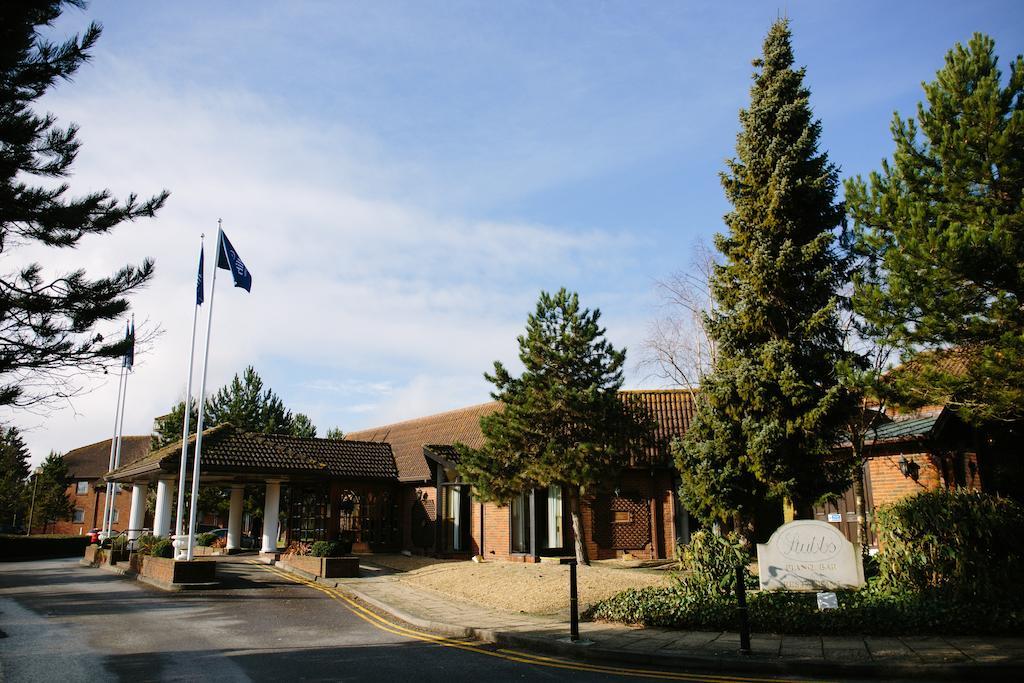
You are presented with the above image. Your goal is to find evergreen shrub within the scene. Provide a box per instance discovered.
[195,533,216,547]
[875,488,1024,599]
[310,540,348,557]
[150,539,174,558]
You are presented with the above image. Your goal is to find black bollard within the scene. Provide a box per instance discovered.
[569,559,580,641]
[736,563,751,654]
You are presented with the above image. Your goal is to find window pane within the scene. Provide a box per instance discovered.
[76,481,88,495]
[547,485,563,547]
[73,508,85,523]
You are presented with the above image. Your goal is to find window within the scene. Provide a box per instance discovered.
[76,480,88,495]
[112,509,119,523]
[547,484,563,548]
[510,492,531,554]
[613,510,633,524]
[73,508,85,523]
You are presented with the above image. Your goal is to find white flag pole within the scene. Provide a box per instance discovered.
[186,224,221,562]
[110,319,132,535]
[101,363,126,541]
[174,235,204,555]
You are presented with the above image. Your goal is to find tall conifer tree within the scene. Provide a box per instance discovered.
[845,34,1024,422]
[676,20,855,537]
[0,426,31,525]
[457,289,653,564]
[0,1,168,407]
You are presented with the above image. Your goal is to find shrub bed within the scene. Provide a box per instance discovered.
[1,534,90,561]
[589,490,1024,635]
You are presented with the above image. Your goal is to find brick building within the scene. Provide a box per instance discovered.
[346,389,698,561]
[813,406,1005,547]
[52,436,151,535]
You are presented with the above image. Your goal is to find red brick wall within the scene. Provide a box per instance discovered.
[465,472,678,562]
[49,480,134,536]
[867,450,982,511]
[867,453,942,510]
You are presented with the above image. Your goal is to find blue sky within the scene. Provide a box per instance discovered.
[10,1,1023,462]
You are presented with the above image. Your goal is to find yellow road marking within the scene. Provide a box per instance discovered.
[243,560,813,683]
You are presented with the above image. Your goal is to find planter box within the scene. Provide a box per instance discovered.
[281,554,359,578]
[137,555,217,584]
[83,545,104,566]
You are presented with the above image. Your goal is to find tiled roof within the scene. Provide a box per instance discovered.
[63,436,151,480]
[620,389,696,464]
[264,435,397,479]
[107,424,397,481]
[345,402,502,481]
[346,389,696,480]
[866,413,942,444]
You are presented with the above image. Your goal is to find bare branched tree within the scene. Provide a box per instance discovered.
[641,240,718,390]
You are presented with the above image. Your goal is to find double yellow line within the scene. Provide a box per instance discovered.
[245,560,800,682]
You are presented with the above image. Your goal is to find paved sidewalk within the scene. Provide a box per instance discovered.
[290,567,1024,680]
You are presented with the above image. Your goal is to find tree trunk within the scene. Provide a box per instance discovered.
[852,456,869,554]
[568,486,589,566]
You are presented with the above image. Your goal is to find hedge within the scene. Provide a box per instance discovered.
[0,534,91,561]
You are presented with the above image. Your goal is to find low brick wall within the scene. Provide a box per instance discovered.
[281,555,359,578]
[134,555,217,584]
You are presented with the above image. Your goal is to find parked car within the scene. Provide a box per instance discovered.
[85,528,102,544]
[209,527,256,549]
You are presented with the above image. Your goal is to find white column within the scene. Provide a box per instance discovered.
[154,478,174,538]
[261,481,281,554]
[227,484,244,551]
[128,483,147,540]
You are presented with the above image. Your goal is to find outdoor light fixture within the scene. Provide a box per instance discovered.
[897,455,918,480]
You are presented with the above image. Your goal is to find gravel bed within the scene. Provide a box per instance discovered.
[397,560,675,615]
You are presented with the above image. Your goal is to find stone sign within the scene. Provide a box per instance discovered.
[756,520,865,592]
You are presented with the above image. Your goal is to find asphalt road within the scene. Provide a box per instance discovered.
[0,558,800,683]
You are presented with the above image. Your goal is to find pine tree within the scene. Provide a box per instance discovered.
[325,427,345,440]
[34,451,72,532]
[676,20,856,539]
[456,289,653,564]
[0,426,31,526]
[292,413,317,439]
[845,34,1024,423]
[206,367,296,435]
[0,1,168,407]
[151,368,316,449]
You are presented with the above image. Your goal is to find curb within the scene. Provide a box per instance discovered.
[319,577,1024,681]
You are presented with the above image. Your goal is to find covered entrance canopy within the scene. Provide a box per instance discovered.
[105,423,399,553]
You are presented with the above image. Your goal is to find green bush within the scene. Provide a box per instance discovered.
[150,538,174,558]
[134,534,158,555]
[679,530,753,596]
[875,488,1024,599]
[310,540,348,557]
[0,534,90,560]
[587,581,1024,635]
[195,533,217,547]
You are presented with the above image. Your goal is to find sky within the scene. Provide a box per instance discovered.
[6,1,1023,465]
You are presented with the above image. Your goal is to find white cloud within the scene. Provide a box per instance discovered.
[6,56,652,463]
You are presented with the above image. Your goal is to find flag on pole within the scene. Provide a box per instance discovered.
[217,230,252,292]
[196,244,205,305]
[123,320,135,370]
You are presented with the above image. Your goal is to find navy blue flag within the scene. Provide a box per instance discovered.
[216,230,252,292]
[123,320,135,369]
[196,244,205,305]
